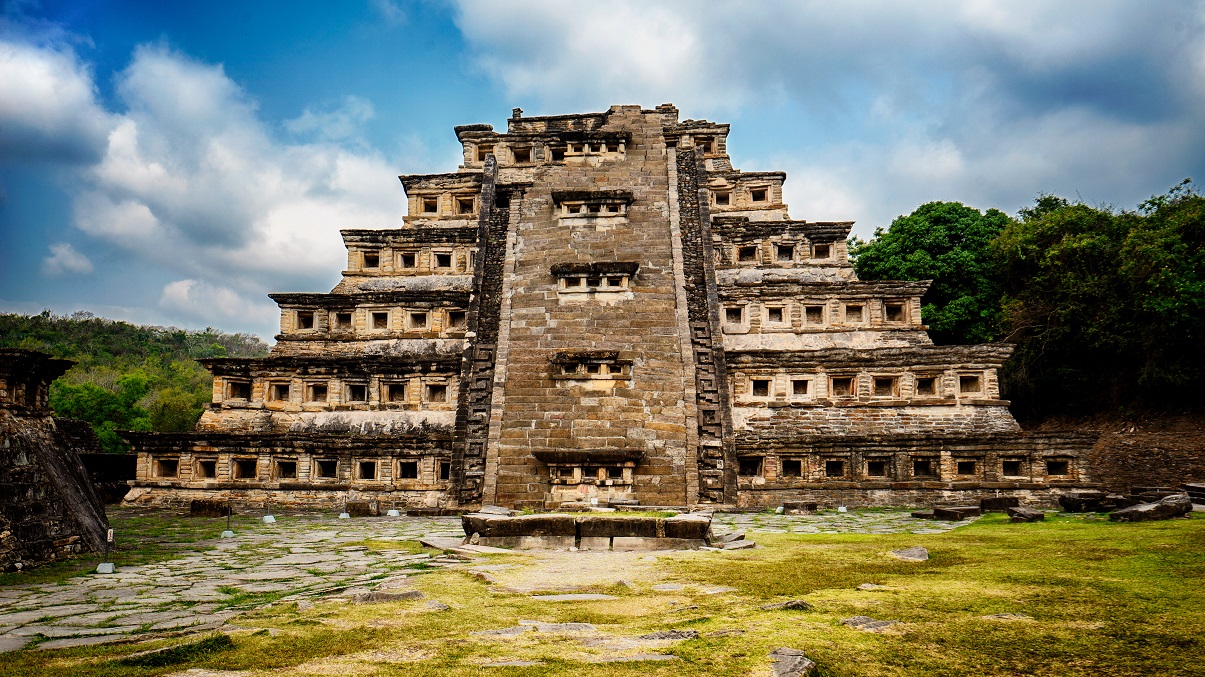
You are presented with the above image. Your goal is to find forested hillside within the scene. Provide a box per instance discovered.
[0,311,270,452]
[850,180,1205,419]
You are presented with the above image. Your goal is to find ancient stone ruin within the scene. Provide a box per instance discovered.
[0,349,109,571]
[125,104,1095,511]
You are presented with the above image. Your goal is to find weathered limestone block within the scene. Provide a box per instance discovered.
[980,496,1020,512]
[1058,491,1108,513]
[1108,494,1192,522]
[189,500,230,517]
[1008,506,1045,522]
[769,647,817,677]
[577,515,658,538]
[462,513,577,538]
[613,536,703,551]
[933,505,980,520]
[663,514,711,541]
[345,501,379,517]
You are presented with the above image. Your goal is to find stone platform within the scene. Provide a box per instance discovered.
[461,512,712,550]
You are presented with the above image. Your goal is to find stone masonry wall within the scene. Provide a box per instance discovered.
[1,409,109,571]
[491,106,693,509]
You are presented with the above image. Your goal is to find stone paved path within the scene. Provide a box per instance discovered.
[0,509,971,652]
[0,513,465,652]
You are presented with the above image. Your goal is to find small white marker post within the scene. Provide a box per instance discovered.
[338,499,351,519]
[386,501,400,518]
[96,528,115,574]
[262,498,276,524]
[221,498,236,538]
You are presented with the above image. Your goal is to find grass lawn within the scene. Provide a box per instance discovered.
[5,512,1203,676]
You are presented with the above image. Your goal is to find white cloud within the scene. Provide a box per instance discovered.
[41,242,93,276]
[159,279,277,326]
[0,38,114,163]
[58,44,405,331]
[370,0,407,26]
[285,95,375,143]
[450,0,1205,232]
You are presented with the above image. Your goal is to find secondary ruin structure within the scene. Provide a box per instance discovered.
[1,350,109,571]
[126,104,1094,510]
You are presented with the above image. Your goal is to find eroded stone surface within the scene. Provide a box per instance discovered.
[770,647,817,677]
[889,546,929,562]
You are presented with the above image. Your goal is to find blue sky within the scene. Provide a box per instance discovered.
[3,0,1204,340]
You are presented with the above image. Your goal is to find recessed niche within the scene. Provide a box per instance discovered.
[315,459,338,478]
[738,456,764,476]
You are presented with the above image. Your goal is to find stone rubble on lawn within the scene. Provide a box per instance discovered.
[889,546,929,562]
[770,647,818,677]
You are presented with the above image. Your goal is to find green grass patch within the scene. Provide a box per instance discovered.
[115,633,233,667]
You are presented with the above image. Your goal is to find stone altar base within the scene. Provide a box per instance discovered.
[461,512,711,550]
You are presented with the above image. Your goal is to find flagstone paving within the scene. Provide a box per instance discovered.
[0,508,973,652]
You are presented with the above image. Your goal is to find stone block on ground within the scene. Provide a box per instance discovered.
[613,537,704,551]
[761,599,814,611]
[1109,494,1192,522]
[910,509,935,519]
[663,514,711,540]
[933,506,980,520]
[577,515,658,538]
[782,501,818,514]
[770,647,817,677]
[578,536,612,551]
[1183,483,1205,502]
[889,546,929,562]
[721,539,757,550]
[714,530,746,544]
[462,513,576,539]
[1008,506,1045,522]
[980,496,1020,512]
[478,535,575,549]
[344,501,378,517]
[478,505,514,516]
[1058,491,1107,513]
[638,629,699,640]
[189,500,230,517]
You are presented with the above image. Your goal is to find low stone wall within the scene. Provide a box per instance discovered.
[1076,417,1205,493]
[122,485,449,511]
[733,486,1082,510]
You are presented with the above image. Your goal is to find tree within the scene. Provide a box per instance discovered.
[996,180,1205,415]
[849,201,1012,344]
[50,371,153,453]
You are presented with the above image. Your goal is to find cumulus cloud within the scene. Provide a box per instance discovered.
[450,0,1205,231]
[55,44,405,331]
[370,0,408,26]
[285,95,376,143]
[0,38,114,163]
[159,279,277,325]
[41,242,93,276]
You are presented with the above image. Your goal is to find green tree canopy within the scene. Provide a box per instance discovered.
[997,180,1205,415]
[849,201,1012,344]
[1,312,269,450]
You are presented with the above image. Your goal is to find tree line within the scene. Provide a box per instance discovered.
[0,311,269,452]
[850,180,1204,419]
